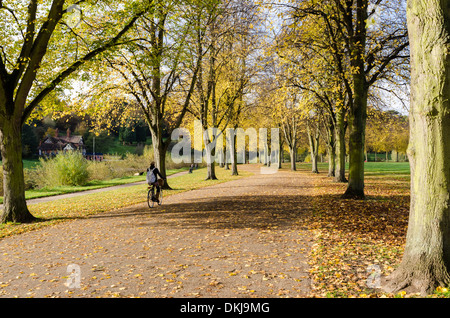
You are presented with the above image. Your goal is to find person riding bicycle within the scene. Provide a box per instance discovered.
[146,162,166,203]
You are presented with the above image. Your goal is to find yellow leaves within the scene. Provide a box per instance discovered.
[397,291,407,298]
[436,286,449,293]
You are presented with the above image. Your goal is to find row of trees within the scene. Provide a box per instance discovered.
[0,0,413,222]
[0,0,154,223]
[273,107,409,168]
[268,0,450,295]
[0,0,265,223]
[263,0,409,193]
[68,0,265,183]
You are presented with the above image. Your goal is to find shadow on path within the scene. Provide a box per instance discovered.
[90,194,313,231]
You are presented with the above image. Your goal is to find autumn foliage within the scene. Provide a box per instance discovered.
[304,164,410,297]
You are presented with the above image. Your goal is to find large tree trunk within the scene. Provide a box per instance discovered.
[343,87,367,198]
[204,131,218,180]
[311,149,319,174]
[151,125,171,190]
[206,159,217,180]
[383,0,450,295]
[342,0,368,199]
[334,107,347,182]
[0,117,35,223]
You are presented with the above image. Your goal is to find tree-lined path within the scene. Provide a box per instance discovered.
[0,165,313,298]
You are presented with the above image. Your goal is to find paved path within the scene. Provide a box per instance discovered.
[0,165,314,298]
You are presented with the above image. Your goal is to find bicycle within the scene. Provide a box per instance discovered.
[147,184,163,208]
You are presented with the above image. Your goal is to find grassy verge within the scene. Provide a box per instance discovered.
[0,167,252,239]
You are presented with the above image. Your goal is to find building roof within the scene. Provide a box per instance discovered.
[38,134,85,152]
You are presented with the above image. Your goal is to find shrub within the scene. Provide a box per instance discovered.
[33,152,89,188]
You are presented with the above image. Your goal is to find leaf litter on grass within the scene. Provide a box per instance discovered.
[306,173,410,298]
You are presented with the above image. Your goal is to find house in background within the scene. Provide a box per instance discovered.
[38,128,87,158]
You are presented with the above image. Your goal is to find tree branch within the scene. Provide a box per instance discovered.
[22,9,146,125]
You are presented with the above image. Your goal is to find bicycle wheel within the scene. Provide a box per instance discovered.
[147,188,155,208]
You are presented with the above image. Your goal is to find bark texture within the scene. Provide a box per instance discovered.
[334,107,348,182]
[384,0,450,295]
[342,0,368,199]
[307,121,320,174]
[0,117,35,223]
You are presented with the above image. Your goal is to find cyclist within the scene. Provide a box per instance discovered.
[146,162,166,204]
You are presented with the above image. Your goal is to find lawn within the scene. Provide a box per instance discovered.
[22,159,41,170]
[295,161,410,176]
[0,167,253,239]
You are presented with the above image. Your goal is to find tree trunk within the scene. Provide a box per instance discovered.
[307,123,320,174]
[383,0,450,295]
[151,126,171,190]
[225,148,230,170]
[328,145,336,177]
[326,118,336,177]
[342,0,368,199]
[334,107,347,182]
[0,118,35,223]
[289,146,296,171]
[278,145,283,169]
[219,148,225,168]
[204,132,218,180]
[311,150,319,174]
[231,133,238,176]
[343,81,367,198]
[206,160,217,180]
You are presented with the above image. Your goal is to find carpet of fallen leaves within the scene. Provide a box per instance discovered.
[306,172,410,298]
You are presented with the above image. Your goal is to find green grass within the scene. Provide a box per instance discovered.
[0,159,41,169]
[106,139,143,155]
[294,161,410,176]
[0,167,253,239]
[363,162,410,176]
[20,159,41,170]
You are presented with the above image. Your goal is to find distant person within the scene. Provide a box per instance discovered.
[189,164,194,173]
[146,162,165,203]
